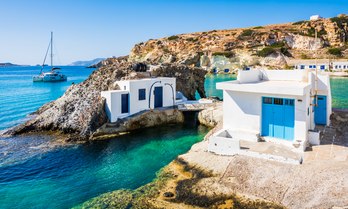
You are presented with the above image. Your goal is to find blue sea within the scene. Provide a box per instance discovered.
[0,66,95,130]
[0,67,347,209]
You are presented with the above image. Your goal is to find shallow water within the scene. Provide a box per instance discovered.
[0,124,208,209]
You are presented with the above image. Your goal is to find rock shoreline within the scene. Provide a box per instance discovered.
[2,58,208,142]
[77,110,348,209]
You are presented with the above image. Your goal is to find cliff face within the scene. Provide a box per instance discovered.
[4,57,206,140]
[129,15,348,69]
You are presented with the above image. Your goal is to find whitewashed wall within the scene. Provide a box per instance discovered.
[101,90,130,122]
[223,90,310,143]
[102,77,176,123]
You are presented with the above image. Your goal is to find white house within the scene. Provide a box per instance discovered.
[208,69,332,155]
[293,59,348,72]
[310,15,322,21]
[101,77,176,122]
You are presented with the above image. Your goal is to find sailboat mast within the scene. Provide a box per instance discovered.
[51,31,53,68]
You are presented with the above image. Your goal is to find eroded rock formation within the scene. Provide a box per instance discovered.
[129,15,348,69]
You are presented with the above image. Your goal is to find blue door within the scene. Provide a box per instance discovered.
[262,97,294,141]
[154,87,163,108]
[283,99,295,140]
[314,95,327,125]
[121,93,129,113]
[261,98,273,137]
[273,98,285,139]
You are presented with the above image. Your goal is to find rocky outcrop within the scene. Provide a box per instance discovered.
[3,58,207,140]
[92,109,184,140]
[128,15,348,70]
[197,102,222,127]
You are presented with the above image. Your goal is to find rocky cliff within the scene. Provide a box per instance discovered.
[3,57,206,140]
[129,14,348,70]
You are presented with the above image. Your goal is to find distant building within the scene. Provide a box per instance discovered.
[291,59,348,72]
[208,69,332,155]
[101,77,177,122]
[310,15,322,21]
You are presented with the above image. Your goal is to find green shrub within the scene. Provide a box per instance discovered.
[240,29,254,37]
[270,41,286,48]
[292,20,308,25]
[327,48,342,56]
[163,48,170,53]
[280,47,291,57]
[186,37,198,42]
[301,54,309,59]
[167,35,179,41]
[330,16,348,27]
[257,47,276,57]
[212,51,234,58]
[253,26,264,29]
[298,28,327,38]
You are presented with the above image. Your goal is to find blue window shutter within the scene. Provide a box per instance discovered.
[138,89,146,100]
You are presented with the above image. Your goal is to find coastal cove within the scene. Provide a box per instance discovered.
[0,67,347,209]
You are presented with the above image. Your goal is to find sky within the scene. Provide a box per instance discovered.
[0,0,347,65]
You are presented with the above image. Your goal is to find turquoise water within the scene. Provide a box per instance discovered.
[0,69,346,209]
[0,124,208,209]
[330,77,348,109]
[0,66,95,130]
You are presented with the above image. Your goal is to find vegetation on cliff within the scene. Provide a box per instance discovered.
[129,14,348,69]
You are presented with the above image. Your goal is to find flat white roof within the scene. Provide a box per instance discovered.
[217,80,311,96]
[119,77,175,82]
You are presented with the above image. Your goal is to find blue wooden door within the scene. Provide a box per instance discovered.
[121,93,129,113]
[273,98,285,139]
[154,87,163,108]
[262,97,294,141]
[314,95,327,125]
[261,97,274,137]
[283,99,295,140]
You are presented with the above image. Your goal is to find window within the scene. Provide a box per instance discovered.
[274,98,283,105]
[284,99,294,106]
[138,89,146,100]
[309,65,312,69]
[263,97,272,104]
[320,65,325,70]
[300,65,305,70]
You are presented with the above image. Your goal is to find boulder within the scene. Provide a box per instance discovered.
[197,102,222,127]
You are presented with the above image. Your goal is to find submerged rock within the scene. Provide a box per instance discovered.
[3,57,206,141]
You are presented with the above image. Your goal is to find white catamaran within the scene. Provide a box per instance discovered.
[33,32,67,82]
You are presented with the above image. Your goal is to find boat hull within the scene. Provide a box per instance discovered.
[33,74,67,82]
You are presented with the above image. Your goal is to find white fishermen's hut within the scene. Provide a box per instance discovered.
[208,69,332,155]
[101,77,177,122]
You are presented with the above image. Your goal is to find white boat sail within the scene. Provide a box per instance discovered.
[33,32,67,82]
